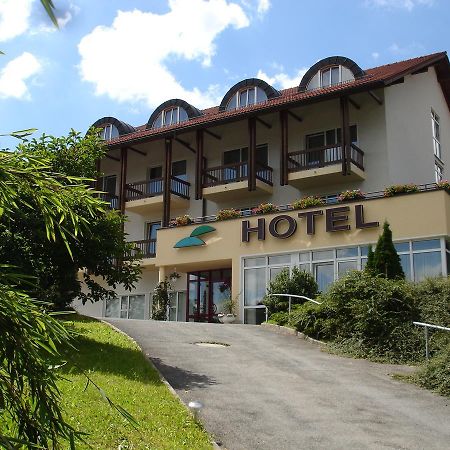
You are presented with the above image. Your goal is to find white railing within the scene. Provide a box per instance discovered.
[413,321,450,359]
[266,293,322,315]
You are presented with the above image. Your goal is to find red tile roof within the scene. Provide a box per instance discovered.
[108,52,448,148]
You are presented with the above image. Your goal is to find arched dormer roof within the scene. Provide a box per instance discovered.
[91,116,136,135]
[299,56,366,92]
[219,78,280,111]
[146,99,202,129]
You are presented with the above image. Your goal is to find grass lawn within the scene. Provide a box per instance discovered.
[58,315,212,449]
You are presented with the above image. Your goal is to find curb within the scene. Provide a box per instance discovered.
[260,322,325,346]
[101,320,223,450]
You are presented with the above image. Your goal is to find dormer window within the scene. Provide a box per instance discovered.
[321,66,341,87]
[226,86,268,111]
[152,106,188,129]
[100,124,119,141]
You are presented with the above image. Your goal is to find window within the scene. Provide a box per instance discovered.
[147,166,163,195]
[321,66,341,87]
[172,160,187,181]
[223,144,268,181]
[100,124,119,141]
[226,86,268,111]
[100,175,118,209]
[145,222,160,257]
[105,294,146,319]
[152,106,188,128]
[435,163,443,182]
[431,110,441,159]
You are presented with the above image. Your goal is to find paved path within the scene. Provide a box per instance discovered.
[105,319,450,450]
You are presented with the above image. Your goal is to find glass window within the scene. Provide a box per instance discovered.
[412,239,441,251]
[244,268,266,306]
[306,132,325,149]
[314,263,334,292]
[227,93,238,110]
[331,66,340,85]
[129,295,145,319]
[360,246,371,257]
[336,247,358,258]
[321,66,340,87]
[152,106,188,128]
[248,87,255,105]
[105,298,120,317]
[432,110,441,159]
[172,160,187,181]
[244,257,265,267]
[268,255,290,265]
[270,266,287,281]
[394,242,410,253]
[435,163,443,182]
[338,260,357,278]
[299,263,311,273]
[312,249,334,261]
[321,69,331,87]
[413,252,442,281]
[399,254,412,281]
[100,124,119,141]
[299,252,310,262]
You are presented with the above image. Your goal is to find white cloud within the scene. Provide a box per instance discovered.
[34,10,73,34]
[366,0,434,11]
[0,52,41,99]
[0,0,33,42]
[257,0,270,14]
[256,68,308,89]
[388,41,425,55]
[78,0,250,109]
[372,52,380,60]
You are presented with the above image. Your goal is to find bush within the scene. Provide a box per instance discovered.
[413,343,450,396]
[384,183,419,197]
[289,301,332,340]
[318,271,422,362]
[216,208,241,221]
[263,267,318,316]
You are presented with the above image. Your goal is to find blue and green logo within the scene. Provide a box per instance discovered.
[174,225,216,248]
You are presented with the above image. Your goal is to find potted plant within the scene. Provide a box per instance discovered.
[337,189,365,202]
[218,298,236,324]
[171,214,192,226]
[436,180,450,191]
[384,183,419,197]
[291,196,325,210]
[216,208,241,221]
[252,202,279,215]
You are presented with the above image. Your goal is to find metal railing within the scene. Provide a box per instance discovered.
[202,161,273,187]
[126,176,190,201]
[266,293,322,315]
[413,321,450,359]
[100,192,119,209]
[127,239,157,259]
[287,143,365,172]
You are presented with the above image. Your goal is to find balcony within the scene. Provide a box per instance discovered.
[287,143,365,188]
[127,239,157,265]
[125,176,190,214]
[100,192,119,210]
[202,161,273,201]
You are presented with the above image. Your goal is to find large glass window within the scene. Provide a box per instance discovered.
[244,268,266,306]
[432,110,441,159]
[100,124,119,141]
[105,295,146,319]
[321,66,341,87]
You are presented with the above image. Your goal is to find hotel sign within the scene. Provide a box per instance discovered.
[241,205,379,242]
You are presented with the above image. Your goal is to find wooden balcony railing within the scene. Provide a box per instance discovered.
[126,239,157,259]
[287,143,364,172]
[125,176,190,201]
[202,161,273,187]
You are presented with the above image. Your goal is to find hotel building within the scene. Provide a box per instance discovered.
[76,52,450,324]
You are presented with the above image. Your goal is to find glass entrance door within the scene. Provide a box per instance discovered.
[187,269,232,322]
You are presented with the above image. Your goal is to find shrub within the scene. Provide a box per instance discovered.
[263,267,318,316]
[365,221,404,279]
[318,271,422,362]
[413,343,450,396]
[384,183,419,197]
[289,301,332,340]
[216,208,241,221]
[291,196,325,210]
[337,189,365,202]
[252,202,278,215]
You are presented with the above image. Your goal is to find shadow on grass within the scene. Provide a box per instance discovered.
[151,357,217,390]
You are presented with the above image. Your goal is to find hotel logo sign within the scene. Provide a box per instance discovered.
[174,225,216,248]
[241,205,379,242]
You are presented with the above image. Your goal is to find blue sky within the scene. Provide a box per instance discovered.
[0,0,449,148]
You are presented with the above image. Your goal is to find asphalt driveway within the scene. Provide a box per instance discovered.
[105,319,450,450]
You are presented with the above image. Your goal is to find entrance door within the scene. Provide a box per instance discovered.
[187,269,232,322]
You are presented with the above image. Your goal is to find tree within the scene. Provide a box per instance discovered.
[365,221,405,279]
[0,130,141,309]
[263,267,318,316]
[0,147,107,448]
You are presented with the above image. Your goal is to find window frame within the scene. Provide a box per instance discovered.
[431,109,441,160]
[320,65,342,88]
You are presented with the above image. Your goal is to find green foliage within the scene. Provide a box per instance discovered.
[383,183,419,197]
[152,279,172,320]
[365,221,405,279]
[0,131,141,309]
[291,196,325,210]
[412,343,450,396]
[216,208,241,220]
[263,267,318,316]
